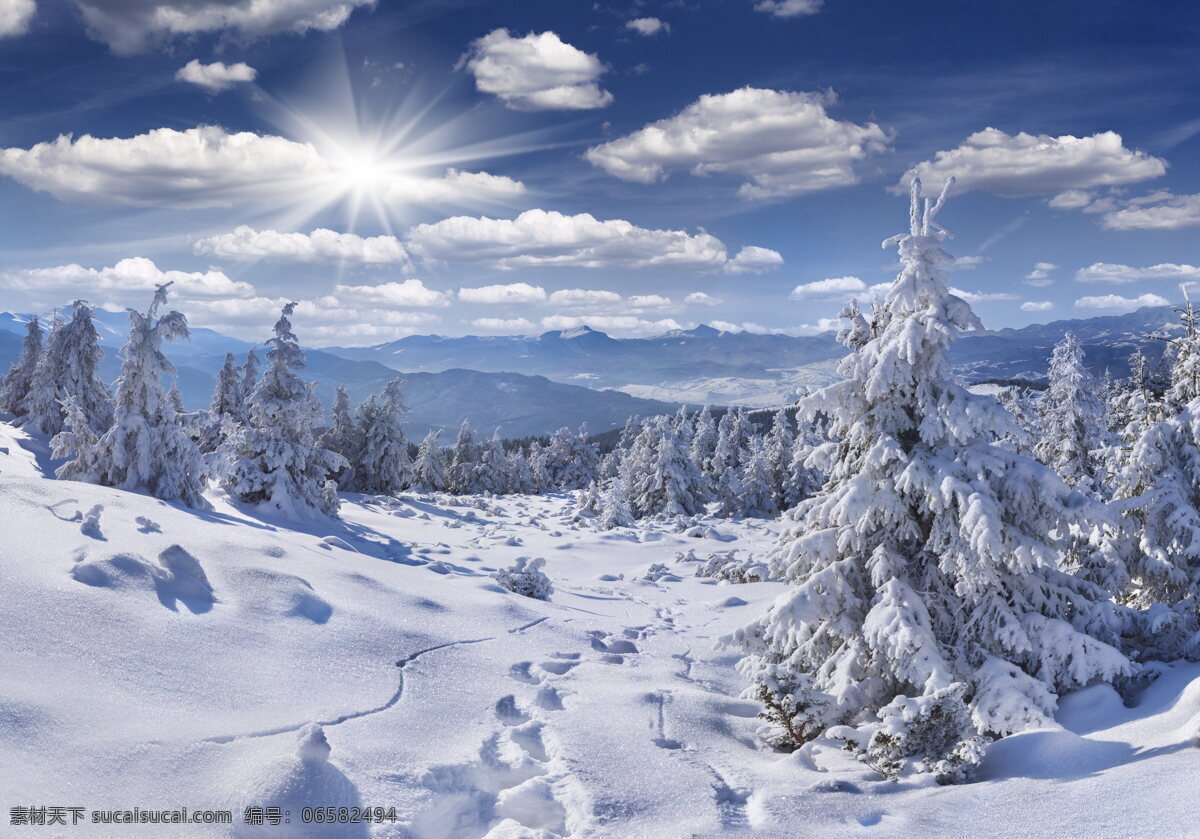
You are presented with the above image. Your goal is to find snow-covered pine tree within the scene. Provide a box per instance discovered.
[628,415,705,519]
[321,385,361,470]
[24,301,112,436]
[995,386,1038,457]
[1164,292,1200,411]
[765,408,795,509]
[596,479,635,529]
[711,408,752,515]
[782,414,827,509]
[349,378,411,495]
[240,348,260,402]
[542,425,598,490]
[413,428,448,492]
[507,448,535,494]
[0,316,43,417]
[167,380,185,413]
[477,429,511,495]
[211,352,246,422]
[56,285,207,508]
[689,405,718,491]
[739,435,778,517]
[729,179,1129,747]
[448,420,480,494]
[221,302,345,519]
[528,442,551,493]
[1035,332,1105,493]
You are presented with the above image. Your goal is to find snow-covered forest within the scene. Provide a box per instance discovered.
[1,180,1198,838]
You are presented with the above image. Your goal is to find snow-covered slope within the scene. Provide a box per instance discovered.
[1,421,1197,838]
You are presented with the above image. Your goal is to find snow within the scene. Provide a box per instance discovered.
[1,418,1198,838]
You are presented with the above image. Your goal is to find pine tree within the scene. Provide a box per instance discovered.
[689,405,718,490]
[211,352,246,422]
[1036,332,1105,492]
[782,414,826,509]
[447,420,479,494]
[765,408,795,509]
[0,316,43,417]
[349,378,411,495]
[507,448,535,494]
[529,442,551,493]
[995,386,1038,457]
[739,435,778,517]
[628,416,705,519]
[413,428,448,492]
[596,479,635,529]
[729,180,1129,746]
[1164,292,1200,411]
[24,301,112,436]
[240,348,260,402]
[221,303,345,519]
[167,380,185,413]
[711,408,751,515]
[56,285,207,508]
[477,429,511,495]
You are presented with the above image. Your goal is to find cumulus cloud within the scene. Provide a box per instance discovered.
[1075,293,1170,312]
[407,209,776,273]
[897,128,1165,197]
[2,257,254,300]
[1073,262,1200,285]
[626,17,667,35]
[627,294,672,309]
[948,288,1018,304]
[541,314,682,337]
[175,295,440,344]
[1020,300,1054,312]
[585,87,889,199]
[1101,192,1200,231]
[328,279,451,308]
[726,245,784,274]
[471,317,536,332]
[458,282,547,305]
[0,0,36,37]
[74,0,375,54]
[193,226,410,266]
[175,59,257,92]
[754,0,822,17]
[546,288,624,308]
[1049,190,1095,210]
[1025,262,1057,281]
[0,126,325,208]
[0,126,527,209]
[462,28,612,111]
[684,292,722,306]
[789,276,865,300]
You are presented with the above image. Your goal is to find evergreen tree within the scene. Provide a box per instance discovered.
[24,301,112,436]
[477,429,511,495]
[413,428,448,492]
[1165,293,1200,411]
[628,416,705,519]
[240,348,260,402]
[689,405,718,491]
[765,408,795,509]
[210,352,246,422]
[221,303,345,519]
[782,415,827,509]
[528,442,551,493]
[596,479,635,529]
[729,180,1128,746]
[995,386,1038,457]
[0,316,43,417]
[739,435,778,517]
[167,380,185,414]
[448,420,479,494]
[1036,332,1105,492]
[349,378,411,495]
[56,285,206,508]
[507,448,535,494]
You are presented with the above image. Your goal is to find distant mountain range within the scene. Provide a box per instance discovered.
[0,304,1181,436]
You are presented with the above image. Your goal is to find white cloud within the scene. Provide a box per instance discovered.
[0,127,526,209]
[1101,192,1200,231]
[1020,300,1054,312]
[1074,262,1200,285]
[407,209,771,272]
[897,128,1165,197]
[754,0,822,17]
[193,226,410,266]
[1025,261,1057,281]
[0,0,35,37]
[585,87,889,199]
[175,59,257,93]
[328,279,451,308]
[789,276,865,300]
[1049,190,1094,210]
[713,318,839,336]
[949,287,1018,304]
[541,314,682,337]
[1075,293,1170,312]
[952,255,986,270]
[458,282,547,305]
[471,317,536,332]
[626,17,667,35]
[726,245,784,274]
[627,294,672,309]
[684,292,722,306]
[546,288,624,308]
[74,0,374,54]
[462,28,612,111]
[0,126,325,208]
[2,257,254,300]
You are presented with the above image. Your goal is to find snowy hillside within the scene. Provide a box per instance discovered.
[2,419,1197,839]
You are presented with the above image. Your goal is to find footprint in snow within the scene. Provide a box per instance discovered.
[509,662,541,684]
[495,695,532,726]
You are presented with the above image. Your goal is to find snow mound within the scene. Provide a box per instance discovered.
[70,544,215,613]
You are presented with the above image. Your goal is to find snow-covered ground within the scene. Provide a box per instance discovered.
[1,420,1197,839]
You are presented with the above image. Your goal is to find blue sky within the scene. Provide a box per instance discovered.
[0,0,1197,344]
